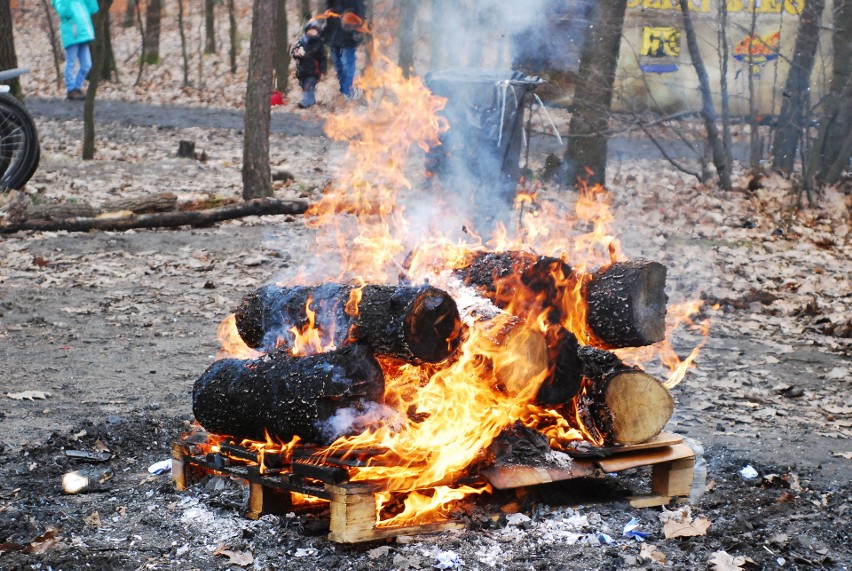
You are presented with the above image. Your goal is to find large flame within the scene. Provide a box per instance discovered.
[210,33,709,526]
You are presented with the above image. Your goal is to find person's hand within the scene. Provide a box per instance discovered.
[294,46,305,58]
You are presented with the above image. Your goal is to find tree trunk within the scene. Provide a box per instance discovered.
[83,0,113,160]
[100,9,118,82]
[122,0,135,27]
[574,346,674,445]
[228,0,239,74]
[273,0,290,93]
[398,0,416,77]
[298,0,311,24]
[178,0,190,86]
[243,0,277,199]
[770,0,825,173]
[809,0,852,184]
[561,0,627,189]
[205,0,217,54]
[680,0,732,190]
[234,283,462,363]
[0,0,22,99]
[193,345,385,446]
[142,0,162,64]
[39,0,64,90]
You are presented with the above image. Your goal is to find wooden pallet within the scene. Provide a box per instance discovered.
[172,432,695,543]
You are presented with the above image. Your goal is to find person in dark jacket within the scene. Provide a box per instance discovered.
[323,0,366,99]
[290,20,328,109]
[52,0,99,100]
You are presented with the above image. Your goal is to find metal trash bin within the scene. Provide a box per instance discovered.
[425,69,543,212]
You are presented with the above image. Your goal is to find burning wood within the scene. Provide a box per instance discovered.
[451,251,668,349]
[574,346,674,446]
[233,283,462,363]
[192,345,385,446]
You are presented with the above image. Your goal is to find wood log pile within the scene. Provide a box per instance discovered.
[192,252,676,452]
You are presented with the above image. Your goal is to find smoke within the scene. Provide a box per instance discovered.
[317,400,403,442]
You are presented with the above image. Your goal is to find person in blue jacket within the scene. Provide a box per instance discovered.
[52,0,99,100]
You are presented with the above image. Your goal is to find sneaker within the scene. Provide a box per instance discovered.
[67,89,85,100]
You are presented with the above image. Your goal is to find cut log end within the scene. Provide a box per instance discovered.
[404,289,462,363]
[603,371,674,445]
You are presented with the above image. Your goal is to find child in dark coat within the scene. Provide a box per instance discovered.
[291,20,328,109]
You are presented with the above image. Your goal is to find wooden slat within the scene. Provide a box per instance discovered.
[595,443,694,473]
[480,460,596,490]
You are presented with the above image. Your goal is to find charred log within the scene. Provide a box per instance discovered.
[537,325,583,405]
[234,283,462,363]
[453,251,667,349]
[192,345,385,446]
[575,346,674,446]
[584,260,667,349]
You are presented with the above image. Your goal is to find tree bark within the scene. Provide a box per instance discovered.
[298,0,311,24]
[83,0,113,160]
[680,0,732,190]
[809,0,852,184]
[122,0,135,27]
[398,0,416,78]
[0,198,308,234]
[234,283,462,363]
[205,0,217,54]
[193,345,385,446]
[242,0,277,199]
[0,0,22,99]
[39,0,64,90]
[228,0,239,73]
[561,0,626,189]
[574,346,674,446]
[770,0,826,173]
[273,0,290,93]
[178,0,190,86]
[143,0,162,64]
[100,9,118,82]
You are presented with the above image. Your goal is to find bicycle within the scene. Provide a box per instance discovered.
[0,67,40,192]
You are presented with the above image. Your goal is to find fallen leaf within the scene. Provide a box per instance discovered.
[639,543,667,563]
[663,516,712,538]
[23,529,60,554]
[368,545,392,559]
[7,390,51,400]
[832,451,852,460]
[709,550,753,571]
[83,511,101,527]
[215,548,253,567]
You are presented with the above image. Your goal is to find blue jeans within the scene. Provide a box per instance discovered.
[65,42,92,93]
[298,76,319,107]
[330,46,357,97]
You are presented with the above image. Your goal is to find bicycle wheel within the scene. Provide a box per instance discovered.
[0,93,40,191]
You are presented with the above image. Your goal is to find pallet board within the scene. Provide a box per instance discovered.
[172,432,696,543]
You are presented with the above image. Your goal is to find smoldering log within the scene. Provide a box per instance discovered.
[453,251,667,349]
[575,346,674,446]
[536,325,583,405]
[584,260,667,349]
[234,283,462,363]
[192,345,385,446]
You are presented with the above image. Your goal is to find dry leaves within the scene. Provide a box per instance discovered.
[215,546,254,567]
[659,507,712,539]
[709,550,754,570]
[639,543,667,563]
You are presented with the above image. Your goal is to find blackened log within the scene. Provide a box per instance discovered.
[574,346,673,446]
[192,345,385,446]
[453,251,667,349]
[536,325,583,405]
[584,260,667,348]
[234,283,461,363]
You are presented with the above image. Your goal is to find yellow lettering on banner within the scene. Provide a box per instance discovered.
[627,0,643,7]
[641,27,682,57]
[784,0,805,14]
[726,0,747,11]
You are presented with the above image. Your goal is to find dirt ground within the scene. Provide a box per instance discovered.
[3,3,852,570]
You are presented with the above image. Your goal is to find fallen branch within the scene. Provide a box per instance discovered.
[0,198,309,233]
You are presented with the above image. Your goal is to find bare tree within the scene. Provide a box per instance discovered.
[809,0,852,185]
[143,0,162,64]
[83,0,115,160]
[100,6,118,81]
[122,0,135,27]
[299,0,311,24]
[205,0,217,54]
[243,0,278,199]
[273,0,289,92]
[561,0,627,189]
[398,0,416,77]
[0,0,22,99]
[39,0,64,90]
[679,0,731,190]
[228,0,239,74]
[770,0,826,173]
[178,0,191,86]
